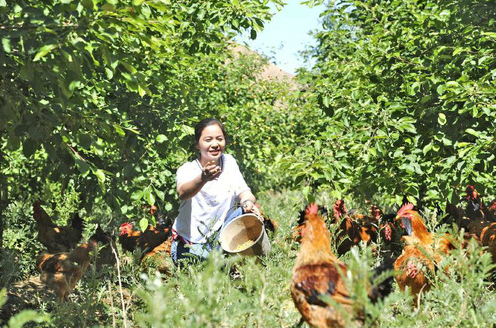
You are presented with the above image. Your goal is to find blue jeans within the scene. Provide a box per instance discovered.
[171,207,243,265]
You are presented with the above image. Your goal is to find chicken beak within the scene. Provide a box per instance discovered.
[401,217,413,235]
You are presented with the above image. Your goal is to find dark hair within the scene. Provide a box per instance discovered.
[194,118,228,145]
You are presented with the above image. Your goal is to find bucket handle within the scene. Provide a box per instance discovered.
[226,204,265,225]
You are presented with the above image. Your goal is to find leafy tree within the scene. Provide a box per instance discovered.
[295,0,496,205]
[0,0,280,245]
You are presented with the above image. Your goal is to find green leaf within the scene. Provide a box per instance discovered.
[156,134,168,143]
[75,158,91,176]
[250,28,257,40]
[465,128,480,137]
[114,125,125,136]
[33,44,58,62]
[2,38,11,53]
[438,113,447,125]
[422,143,432,155]
[131,190,144,201]
[322,96,329,108]
[19,64,35,81]
[139,218,149,232]
[94,169,106,184]
[8,309,50,328]
[0,288,6,308]
[22,138,38,157]
[155,189,165,201]
[145,189,155,205]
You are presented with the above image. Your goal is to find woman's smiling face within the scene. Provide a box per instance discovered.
[197,123,226,164]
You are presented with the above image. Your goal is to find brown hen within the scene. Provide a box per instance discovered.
[33,201,84,253]
[36,242,96,302]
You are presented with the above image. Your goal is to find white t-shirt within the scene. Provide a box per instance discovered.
[172,153,250,243]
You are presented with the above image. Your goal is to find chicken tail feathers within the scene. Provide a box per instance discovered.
[71,212,85,233]
[368,254,397,303]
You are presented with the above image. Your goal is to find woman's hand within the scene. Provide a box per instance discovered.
[241,199,258,213]
[201,160,222,182]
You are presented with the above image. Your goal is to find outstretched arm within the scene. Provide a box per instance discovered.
[177,160,221,200]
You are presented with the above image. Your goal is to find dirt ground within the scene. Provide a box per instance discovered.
[0,276,53,325]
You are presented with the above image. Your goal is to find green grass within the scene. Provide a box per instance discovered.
[2,190,496,327]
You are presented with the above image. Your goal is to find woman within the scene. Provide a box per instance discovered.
[171,118,259,264]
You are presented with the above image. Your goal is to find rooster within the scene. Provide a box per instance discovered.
[291,203,395,328]
[463,185,486,220]
[33,201,84,253]
[333,200,378,256]
[36,242,96,302]
[393,203,456,304]
[118,222,142,252]
[292,205,330,243]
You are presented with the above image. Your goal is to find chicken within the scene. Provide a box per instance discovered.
[253,203,278,233]
[36,242,96,302]
[141,236,173,274]
[89,225,117,270]
[333,200,378,256]
[292,205,330,243]
[479,222,496,263]
[456,186,496,237]
[138,224,171,253]
[487,199,496,221]
[119,221,171,258]
[291,203,395,328]
[118,222,142,253]
[444,200,467,228]
[378,212,403,257]
[393,203,455,304]
[33,200,84,253]
[463,185,486,220]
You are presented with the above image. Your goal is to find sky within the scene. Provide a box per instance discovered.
[235,1,326,75]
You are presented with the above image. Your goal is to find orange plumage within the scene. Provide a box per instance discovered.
[291,203,394,327]
[119,220,173,272]
[36,242,96,302]
[141,236,173,274]
[393,203,455,304]
[291,203,352,328]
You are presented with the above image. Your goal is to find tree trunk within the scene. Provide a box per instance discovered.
[0,148,7,250]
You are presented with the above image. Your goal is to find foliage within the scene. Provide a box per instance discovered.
[293,0,496,205]
[2,190,496,327]
[0,0,282,228]
[0,200,45,284]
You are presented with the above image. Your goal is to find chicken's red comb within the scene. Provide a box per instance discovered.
[120,222,133,228]
[397,203,414,217]
[465,185,479,199]
[306,203,319,216]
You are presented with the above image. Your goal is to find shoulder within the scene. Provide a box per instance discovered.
[177,159,199,174]
[222,153,237,164]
